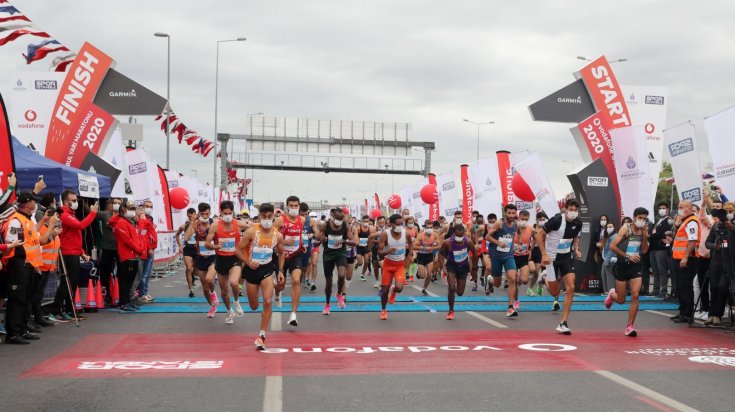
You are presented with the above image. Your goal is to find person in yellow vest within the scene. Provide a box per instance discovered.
[31,207,62,328]
[2,191,57,344]
[670,200,700,323]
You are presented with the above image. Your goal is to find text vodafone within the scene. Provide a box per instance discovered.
[261,343,577,354]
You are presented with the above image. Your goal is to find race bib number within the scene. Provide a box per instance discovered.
[284,235,301,252]
[198,242,215,256]
[626,240,641,257]
[557,238,572,254]
[327,235,343,249]
[358,237,369,247]
[453,248,469,263]
[219,237,236,253]
[302,233,311,248]
[252,247,273,264]
[388,248,406,261]
[497,234,512,253]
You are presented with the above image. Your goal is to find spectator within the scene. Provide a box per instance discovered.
[693,202,713,321]
[598,221,617,295]
[670,200,699,323]
[34,192,56,222]
[704,203,735,326]
[109,201,145,312]
[130,207,153,308]
[32,207,61,327]
[52,190,98,321]
[649,202,674,298]
[98,198,121,306]
[137,200,157,303]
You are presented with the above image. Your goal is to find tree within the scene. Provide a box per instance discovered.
[654,161,678,208]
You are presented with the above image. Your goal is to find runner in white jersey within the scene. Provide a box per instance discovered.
[368,215,387,289]
[377,214,414,320]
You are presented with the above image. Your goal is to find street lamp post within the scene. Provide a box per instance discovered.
[463,119,495,161]
[154,32,170,169]
[214,37,247,193]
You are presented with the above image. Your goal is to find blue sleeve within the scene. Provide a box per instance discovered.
[720,193,729,202]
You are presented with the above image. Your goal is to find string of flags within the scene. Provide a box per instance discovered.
[154,109,215,157]
[0,1,74,70]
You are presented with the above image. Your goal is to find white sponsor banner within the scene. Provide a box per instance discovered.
[436,170,460,218]
[77,173,100,198]
[468,157,502,216]
[153,231,178,263]
[165,170,188,229]
[125,148,153,203]
[622,85,669,197]
[663,122,703,207]
[399,187,412,217]
[4,72,65,154]
[411,177,430,222]
[100,128,127,198]
[512,152,560,217]
[704,105,735,199]
[611,125,654,216]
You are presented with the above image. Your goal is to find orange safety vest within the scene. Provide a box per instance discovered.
[672,214,699,260]
[1,212,42,268]
[39,225,60,272]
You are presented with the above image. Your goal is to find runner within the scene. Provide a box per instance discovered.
[606,207,650,337]
[355,215,372,282]
[404,215,419,282]
[204,201,249,325]
[344,212,358,301]
[368,215,387,289]
[299,204,316,291]
[236,203,285,350]
[527,212,548,296]
[377,214,414,320]
[512,210,533,306]
[431,220,446,282]
[275,196,316,327]
[175,207,198,298]
[184,203,219,318]
[316,208,355,314]
[486,204,520,318]
[472,214,493,295]
[414,219,440,295]
[438,223,477,320]
[535,199,583,335]
[305,210,321,292]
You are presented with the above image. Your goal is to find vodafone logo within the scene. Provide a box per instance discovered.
[644,123,655,134]
[24,110,37,122]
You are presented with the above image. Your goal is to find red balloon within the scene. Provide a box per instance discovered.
[169,187,190,210]
[511,173,535,202]
[420,184,439,204]
[341,206,350,215]
[370,208,382,219]
[387,194,402,209]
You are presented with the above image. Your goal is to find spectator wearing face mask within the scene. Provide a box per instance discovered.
[598,222,617,296]
[98,198,121,306]
[649,202,674,298]
[109,201,146,312]
[137,200,158,303]
[692,201,714,322]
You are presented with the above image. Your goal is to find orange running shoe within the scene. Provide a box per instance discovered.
[380,309,388,320]
[388,286,397,304]
[446,311,455,320]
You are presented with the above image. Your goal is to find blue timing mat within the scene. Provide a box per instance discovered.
[152,295,667,304]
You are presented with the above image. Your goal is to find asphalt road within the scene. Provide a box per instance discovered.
[1,262,734,412]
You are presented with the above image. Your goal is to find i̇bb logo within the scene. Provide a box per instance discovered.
[24,110,37,122]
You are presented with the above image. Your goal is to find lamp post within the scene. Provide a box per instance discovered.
[153,32,170,169]
[463,119,495,161]
[214,37,247,192]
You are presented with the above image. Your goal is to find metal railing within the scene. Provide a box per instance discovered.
[230,152,424,173]
[247,117,411,142]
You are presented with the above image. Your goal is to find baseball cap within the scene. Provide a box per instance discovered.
[309,212,317,218]
[17,190,41,204]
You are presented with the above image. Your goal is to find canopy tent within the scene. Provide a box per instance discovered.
[11,135,112,198]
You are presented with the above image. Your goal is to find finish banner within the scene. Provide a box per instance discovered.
[460,164,473,223]
[574,55,632,128]
[704,105,735,199]
[512,152,560,217]
[46,42,115,165]
[610,125,654,216]
[496,151,515,207]
[0,92,16,199]
[63,100,119,168]
[427,173,440,221]
[663,122,703,208]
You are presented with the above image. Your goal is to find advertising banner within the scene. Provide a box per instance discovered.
[77,173,99,198]
[93,68,167,115]
[46,42,115,164]
[165,170,187,230]
[460,164,473,223]
[100,128,128,198]
[427,173,440,221]
[512,152,560,217]
[436,170,460,218]
[157,166,173,231]
[468,156,502,217]
[496,151,515,207]
[152,231,178,264]
[704,105,735,198]
[124,148,154,205]
[622,85,669,196]
[610,125,654,216]
[528,79,596,123]
[574,55,632,128]
[664,122,703,207]
[0,92,16,199]
[61,100,119,168]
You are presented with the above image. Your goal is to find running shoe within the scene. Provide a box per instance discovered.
[144,294,155,302]
[373,281,380,288]
[354,263,359,270]
[0,325,5,335]
[552,300,560,311]
[322,304,331,315]
[446,311,455,320]
[288,312,298,326]
[408,275,415,282]
[207,306,217,318]
[480,275,485,287]
[189,289,195,298]
[360,274,366,282]
[275,293,282,308]
[526,288,536,297]
[118,305,136,313]
[380,309,388,320]
[255,336,266,350]
[471,282,478,292]
[421,288,428,296]
[310,284,317,292]
[234,301,244,317]
[513,300,520,311]
[48,314,69,323]
[305,279,312,288]
[337,294,346,309]
[484,281,491,296]
[503,281,509,289]
[536,285,543,296]
[225,310,235,324]
[556,321,571,335]
[388,286,397,304]
[624,325,637,337]
[210,292,219,307]
[506,307,518,318]
[604,288,616,309]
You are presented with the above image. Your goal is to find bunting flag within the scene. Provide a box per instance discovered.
[155,108,215,158]
[23,38,68,63]
[0,2,70,65]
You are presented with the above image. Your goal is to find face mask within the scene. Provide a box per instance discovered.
[678,209,685,216]
[658,209,667,217]
[260,219,274,229]
[728,213,734,221]
[125,210,136,219]
[453,235,464,242]
[198,216,208,223]
[144,207,153,216]
[333,219,343,226]
[566,211,578,220]
[538,219,547,226]
[222,215,233,223]
[406,223,414,228]
[288,208,298,217]
[454,218,462,225]
[519,221,528,228]
[635,220,646,229]
[606,227,614,234]
[112,203,121,212]
[70,201,79,211]
[600,220,607,226]
[425,229,433,235]
[392,226,403,234]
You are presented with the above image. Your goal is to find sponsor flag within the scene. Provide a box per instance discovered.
[528,79,596,123]
[6,71,65,154]
[496,151,515,207]
[0,92,16,202]
[460,164,473,223]
[610,125,654,217]
[23,39,69,64]
[704,105,735,199]
[427,173,440,221]
[157,166,173,231]
[363,198,369,216]
[512,152,560,217]
[663,122,703,207]
[374,193,381,211]
[93,68,167,115]
[165,170,187,229]
[622,85,669,197]
[574,55,632,128]
[468,156,502,218]
[435,170,459,219]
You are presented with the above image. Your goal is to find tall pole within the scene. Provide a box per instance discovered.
[154,32,171,169]
[463,119,495,161]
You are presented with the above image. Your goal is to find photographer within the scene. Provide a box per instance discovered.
[703,205,735,326]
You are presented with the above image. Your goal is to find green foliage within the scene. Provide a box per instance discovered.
[654,161,678,208]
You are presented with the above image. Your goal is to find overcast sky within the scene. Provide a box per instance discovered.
[2,0,734,206]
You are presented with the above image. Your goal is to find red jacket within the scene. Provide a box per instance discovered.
[110,215,145,262]
[59,206,97,255]
[143,215,158,250]
[136,218,156,259]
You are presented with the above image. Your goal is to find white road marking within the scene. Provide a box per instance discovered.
[262,375,283,412]
[271,311,282,332]
[466,311,508,329]
[594,370,698,412]
[646,310,674,318]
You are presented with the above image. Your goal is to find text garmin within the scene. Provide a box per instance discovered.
[54,51,101,126]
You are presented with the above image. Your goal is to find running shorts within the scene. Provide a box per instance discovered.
[285,252,305,274]
[531,247,542,264]
[491,256,517,277]
[514,254,529,269]
[243,262,275,285]
[323,256,348,278]
[549,258,575,282]
[215,254,241,276]
[417,253,434,266]
[445,261,469,280]
[183,244,197,259]
[613,260,643,282]
[356,246,369,256]
[195,255,216,271]
[381,259,406,286]
[347,256,357,264]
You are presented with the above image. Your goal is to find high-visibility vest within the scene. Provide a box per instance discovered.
[1,212,42,268]
[672,214,699,260]
[39,225,60,272]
